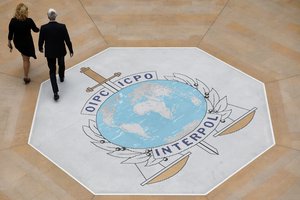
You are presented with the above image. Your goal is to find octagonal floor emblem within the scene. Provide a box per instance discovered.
[29,47,275,195]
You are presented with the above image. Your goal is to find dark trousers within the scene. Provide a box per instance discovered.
[46,56,65,93]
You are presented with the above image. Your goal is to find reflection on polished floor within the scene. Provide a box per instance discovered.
[0,0,300,200]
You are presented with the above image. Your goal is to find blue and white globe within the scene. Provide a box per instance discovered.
[96,80,207,149]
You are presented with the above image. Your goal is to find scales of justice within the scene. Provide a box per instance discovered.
[80,67,256,185]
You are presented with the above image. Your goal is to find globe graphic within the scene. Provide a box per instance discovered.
[96,80,207,149]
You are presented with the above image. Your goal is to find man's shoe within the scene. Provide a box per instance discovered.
[60,77,64,82]
[54,93,59,101]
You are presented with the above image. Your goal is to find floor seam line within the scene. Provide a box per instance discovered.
[264,73,300,84]
[276,144,300,152]
[197,0,230,46]
[78,0,109,46]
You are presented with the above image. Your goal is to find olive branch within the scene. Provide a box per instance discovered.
[82,119,165,166]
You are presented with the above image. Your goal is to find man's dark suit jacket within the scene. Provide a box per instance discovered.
[39,21,73,58]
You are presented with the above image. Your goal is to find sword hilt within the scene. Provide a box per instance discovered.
[81,67,121,93]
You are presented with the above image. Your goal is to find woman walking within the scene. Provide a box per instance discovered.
[8,3,39,84]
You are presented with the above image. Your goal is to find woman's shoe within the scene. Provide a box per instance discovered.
[23,78,31,84]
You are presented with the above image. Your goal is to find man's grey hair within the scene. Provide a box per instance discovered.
[47,8,57,20]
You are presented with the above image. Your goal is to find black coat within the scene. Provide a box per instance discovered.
[38,21,73,58]
[8,17,39,58]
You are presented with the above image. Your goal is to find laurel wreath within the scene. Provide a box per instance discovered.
[83,119,165,166]
[83,73,232,165]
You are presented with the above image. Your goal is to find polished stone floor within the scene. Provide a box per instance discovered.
[0,0,299,200]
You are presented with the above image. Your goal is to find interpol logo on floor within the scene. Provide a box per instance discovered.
[81,67,257,186]
[29,48,275,195]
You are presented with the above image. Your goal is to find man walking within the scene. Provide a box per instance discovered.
[39,8,73,101]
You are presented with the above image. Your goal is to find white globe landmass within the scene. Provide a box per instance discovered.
[133,98,173,119]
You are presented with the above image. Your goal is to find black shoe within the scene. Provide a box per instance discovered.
[60,77,64,82]
[54,93,60,101]
[23,78,31,84]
